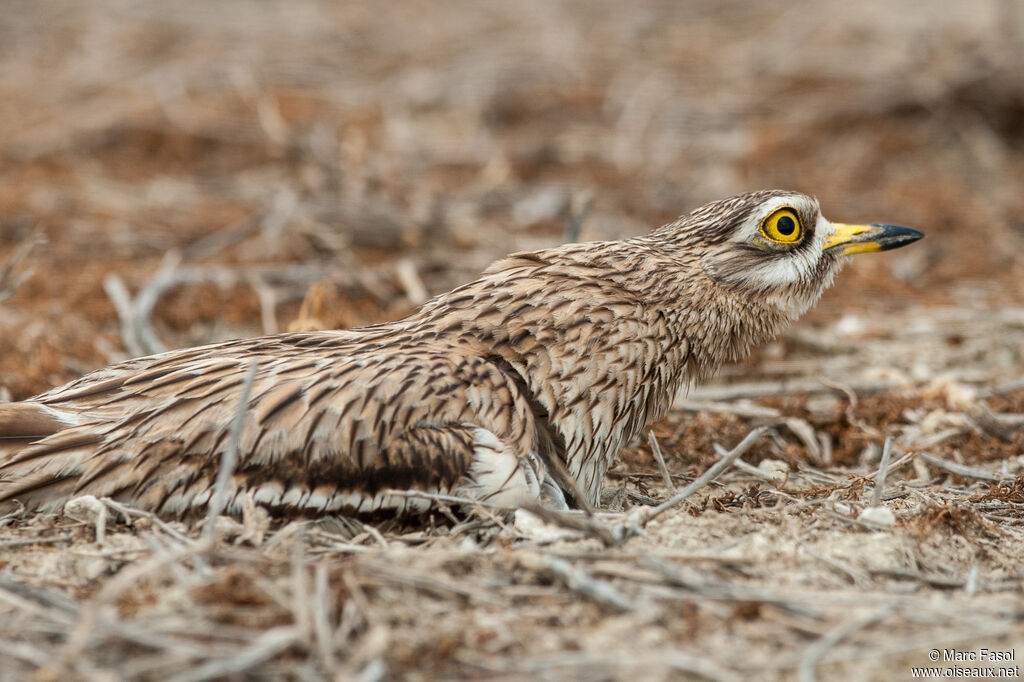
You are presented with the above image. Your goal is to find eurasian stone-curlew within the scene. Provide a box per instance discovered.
[0,190,923,518]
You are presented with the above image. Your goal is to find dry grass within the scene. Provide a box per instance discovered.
[4,383,1024,681]
[2,1,1024,679]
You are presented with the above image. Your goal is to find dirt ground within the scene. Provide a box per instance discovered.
[2,1,1024,680]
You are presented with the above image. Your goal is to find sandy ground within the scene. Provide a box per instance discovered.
[2,1,1024,680]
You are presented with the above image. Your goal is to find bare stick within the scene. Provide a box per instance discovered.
[123,258,330,355]
[101,497,193,544]
[103,274,145,357]
[648,427,767,522]
[249,275,279,334]
[0,581,77,622]
[797,605,895,682]
[383,489,491,508]
[0,534,75,549]
[0,229,43,303]
[868,568,967,589]
[564,190,592,243]
[991,378,1024,396]
[919,453,1002,482]
[312,561,336,673]
[519,503,617,547]
[59,535,215,667]
[483,648,739,682]
[362,559,503,606]
[712,442,778,483]
[361,523,390,549]
[818,432,833,466]
[524,553,635,613]
[384,488,512,527]
[689,378,895,402]
[870,437,894,508]
[136,251,184,354]
[965,565,980,596]
[95,502,107,546]
[165,626,300,682]
[647,431,676,493]
[0,638,51,668]
[204,360,258,538]
[395,258,429,305]
[183,213,261,261]
[868,449,915,481]
[290,534,311,643]
[802,547,870,588]
[674,398,781,418]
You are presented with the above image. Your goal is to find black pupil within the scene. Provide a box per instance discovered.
[776,215,796,236]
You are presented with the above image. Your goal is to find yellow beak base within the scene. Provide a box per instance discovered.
[823,223,925,256]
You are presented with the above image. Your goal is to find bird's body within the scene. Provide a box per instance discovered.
[0,190,923,518]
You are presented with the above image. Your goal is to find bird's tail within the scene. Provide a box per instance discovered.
[0,402,84,512]
[0,402,75,449]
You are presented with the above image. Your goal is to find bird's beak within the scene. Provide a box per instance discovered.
[823,223,925,255]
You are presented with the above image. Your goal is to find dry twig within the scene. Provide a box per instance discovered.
[870,437,895,507]
[647,430,676,493]
[521,553,638,613]
[0,230,43,304]
[919,453,1002,482]
[204,360,259,540]
[648,427,768,522]
[796,605,895,682]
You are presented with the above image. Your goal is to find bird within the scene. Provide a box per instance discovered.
[0,190,923,519]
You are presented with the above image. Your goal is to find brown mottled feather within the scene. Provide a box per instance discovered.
[0,403,69,441]
[0,190,860,517]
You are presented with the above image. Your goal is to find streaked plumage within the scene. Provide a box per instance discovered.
[0,190,923,517]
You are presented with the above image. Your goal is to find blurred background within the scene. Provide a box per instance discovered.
[2,0,1023,399]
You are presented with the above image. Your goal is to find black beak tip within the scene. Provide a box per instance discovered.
[873,223,925,251]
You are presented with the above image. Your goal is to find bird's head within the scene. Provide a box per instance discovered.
[654,189,924,319]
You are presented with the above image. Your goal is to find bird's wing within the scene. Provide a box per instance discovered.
[0,332,543,516]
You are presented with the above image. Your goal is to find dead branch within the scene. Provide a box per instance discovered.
[517,504,617,547]
[106,255,332,356]
[869,437,895,507]
[204,360,259,540]
[0,230,43,304]
[919,453,1003,482]
[647,427,768,522]
[647,431,676,493]
[796,605,895,682]
[519,552,638,613]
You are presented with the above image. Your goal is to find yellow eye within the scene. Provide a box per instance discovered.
[760,207,803,244]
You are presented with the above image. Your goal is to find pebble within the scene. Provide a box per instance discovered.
[858,506,895,526]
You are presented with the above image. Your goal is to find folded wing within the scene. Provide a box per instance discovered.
[0,332,547,516]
